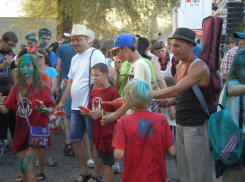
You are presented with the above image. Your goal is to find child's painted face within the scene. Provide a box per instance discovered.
[92,69,107,87]
[19,59,34,78]
[40,34,51,47]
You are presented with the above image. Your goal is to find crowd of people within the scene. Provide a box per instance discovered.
[0,23,244,182]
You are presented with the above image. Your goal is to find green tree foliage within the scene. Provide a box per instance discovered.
[20,0,180,39]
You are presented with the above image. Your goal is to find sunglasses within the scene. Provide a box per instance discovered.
[38,55,44,59]
[6,42,16,48]
[154,41,164,46]
[39,30,51,35]
[27,38,38,43]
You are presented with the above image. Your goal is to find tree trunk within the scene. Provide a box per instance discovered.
[56,0,73,40]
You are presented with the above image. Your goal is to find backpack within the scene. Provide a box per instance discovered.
[200,16,223,113]
[208,81,244,178]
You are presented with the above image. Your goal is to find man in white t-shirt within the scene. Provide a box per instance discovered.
[102,33,151,123]
[56,24,105,182]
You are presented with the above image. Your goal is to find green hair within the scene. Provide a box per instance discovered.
[17,54,45,93]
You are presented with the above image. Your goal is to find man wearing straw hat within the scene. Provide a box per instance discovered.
[56,24,105,182]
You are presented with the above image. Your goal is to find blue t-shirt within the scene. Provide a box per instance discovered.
[56,44,76,79]
[50,51,57,66]
[193,43,203,58]
[43,67,58,100]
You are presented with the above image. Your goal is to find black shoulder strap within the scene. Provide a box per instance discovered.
[89,49,97,92]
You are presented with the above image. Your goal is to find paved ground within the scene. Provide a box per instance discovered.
[0,130,221,182]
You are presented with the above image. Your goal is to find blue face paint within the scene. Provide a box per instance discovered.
[138,120,154,138]
[40,34,51,47]
[19,58,34,79]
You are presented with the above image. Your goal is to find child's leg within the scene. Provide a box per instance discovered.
[102,164,114,182]
[37,148,46,180]
[49,132,56,165]
[100,151,114,182]
[92,143,101,175]
[88,144,102,182]
[241,167,245,182]
[221,169,242,182]
[18,147,38,182]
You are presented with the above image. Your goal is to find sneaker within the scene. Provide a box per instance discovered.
[112,164,121,174]
[0,140,8,157]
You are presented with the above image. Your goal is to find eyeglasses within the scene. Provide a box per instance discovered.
[6,42,16,48]
[38,55,44,59]
[154,41,164,46]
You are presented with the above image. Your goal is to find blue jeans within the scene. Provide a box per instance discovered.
[70,110,93,142]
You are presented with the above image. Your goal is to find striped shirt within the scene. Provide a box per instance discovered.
[221,46,238,75]
[158,53,178,77]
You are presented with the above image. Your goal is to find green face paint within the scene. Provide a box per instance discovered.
[19,59,34,79]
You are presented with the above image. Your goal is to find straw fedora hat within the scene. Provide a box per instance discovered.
[64,24,95,43]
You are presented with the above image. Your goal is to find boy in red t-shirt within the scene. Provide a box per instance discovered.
[112,80,176,182]
[80,63,120,182]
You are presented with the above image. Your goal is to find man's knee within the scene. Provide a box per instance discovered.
[71,140,82,148]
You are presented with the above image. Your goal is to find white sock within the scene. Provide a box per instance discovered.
[114,161,120,169]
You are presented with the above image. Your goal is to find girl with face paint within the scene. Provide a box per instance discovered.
[220,50,245,182]
[0,54,55,182]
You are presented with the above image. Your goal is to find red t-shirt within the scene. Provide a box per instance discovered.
[112,110,174,182]
[87,86,120,152]
[4,84,55,151]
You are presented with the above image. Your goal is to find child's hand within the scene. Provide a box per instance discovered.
[80,109,90,117]
[101,112,116,125]
[36,105,48,113]
[168,106,176,120]
[89,110,102,120]
[157,99,169,108]
[0,93,7,105]
[114,60,122,74]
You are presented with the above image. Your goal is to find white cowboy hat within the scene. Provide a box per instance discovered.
[64,24,95,43]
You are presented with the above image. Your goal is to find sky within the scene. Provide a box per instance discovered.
[0,0,24,17]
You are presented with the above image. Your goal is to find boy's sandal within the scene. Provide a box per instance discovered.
[48,158,57,166]
[87,159,94,168]
[88,175,103,182]
[73,173,91,182]
[36,173,46,181]
[35,159,39,167]
[15,176,22,182]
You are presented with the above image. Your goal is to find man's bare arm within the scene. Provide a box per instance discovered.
[153,61,210,99]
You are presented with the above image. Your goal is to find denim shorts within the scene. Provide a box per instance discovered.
[70,110,93,142]
[62,88,72,117]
